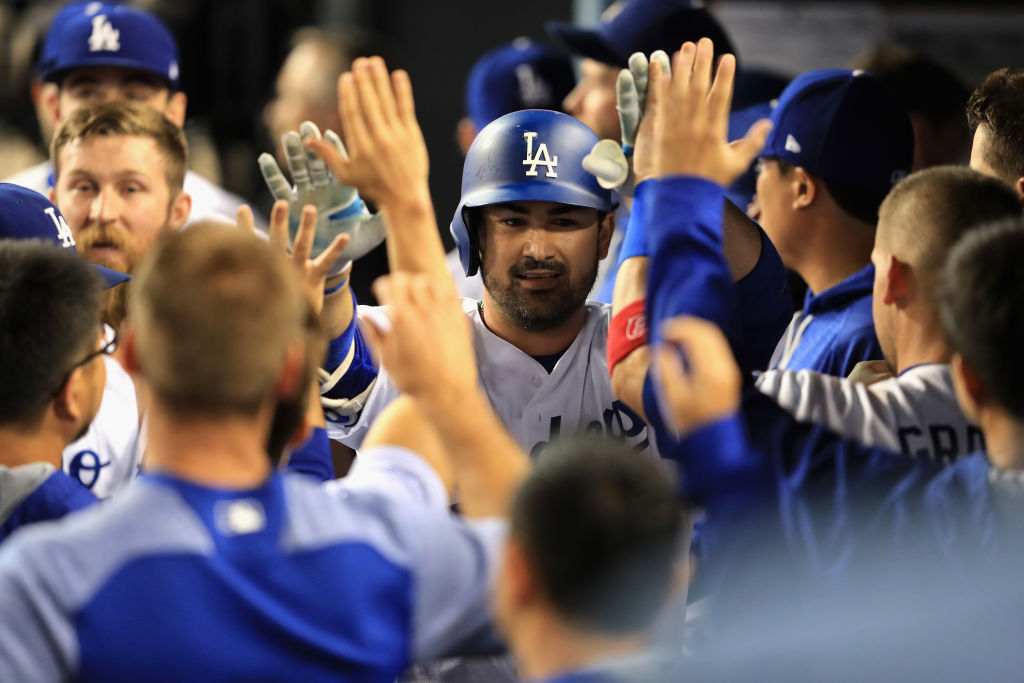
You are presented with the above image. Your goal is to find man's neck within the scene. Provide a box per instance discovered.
[893,308,950,374]
[511,609,648,681]
[793,215,874,296]
[978,409,1024,470]
[480,295,587,357]
[143,404,273,489]
[0,427,65,470]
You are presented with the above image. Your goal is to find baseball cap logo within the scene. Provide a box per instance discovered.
[44,207,76,249]
[784,134,802,154]
[87,15,121,53]
[522,131,559,178]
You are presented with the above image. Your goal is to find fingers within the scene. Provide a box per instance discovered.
[352,58,387,141]
[338,71,371,162]
[627,52,648,117]
[312,233,350,278]
[690,37,715,105]
[291,204,318,263]
[282,131,313,194]
[391,70,418,130]
[671,42,696,102]
[236,204,255,235]
[367,57,400,126]
[653,342,694,431]
[324,129,348,160]
[299,121,331,188]
[706,54,736,138]
[650,50,671,79]
[616,68,640,149]
[729,119,773,171]
[258,153,293,202]
[659,315,733,377]
[269,200,290,253]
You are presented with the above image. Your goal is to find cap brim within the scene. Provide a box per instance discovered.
[94,265,130,289]
[44,57,175,89]
[545,21,627,67]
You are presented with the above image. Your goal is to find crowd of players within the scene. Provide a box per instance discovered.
[1,1,1024,681]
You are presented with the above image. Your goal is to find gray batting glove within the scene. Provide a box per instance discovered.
[258,121,386,278]
[582,50,671,196]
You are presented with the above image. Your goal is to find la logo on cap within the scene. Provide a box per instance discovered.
[88,15,121,53]
[522,131,558,178]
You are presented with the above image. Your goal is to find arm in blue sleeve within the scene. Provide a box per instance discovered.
[645,176,738,347]
[284,427,334,481]
[617,180,654,264]
[734,228,793,373]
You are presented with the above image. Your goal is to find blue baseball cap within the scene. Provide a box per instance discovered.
[546,0,735,69]
[466,39,576,131]
[761,69,913,193]
[41,4,180,89]
[0,184,129,289]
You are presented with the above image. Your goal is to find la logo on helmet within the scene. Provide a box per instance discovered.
[522,132,558,178]
[44,207,75,248]
[88,15,121,53]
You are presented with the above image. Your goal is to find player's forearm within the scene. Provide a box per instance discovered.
[321,274,354,341]
[381,191,452,286]
[417,387,529,518]
[609,255,650,419]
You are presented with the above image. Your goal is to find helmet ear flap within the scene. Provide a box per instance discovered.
[463,206,482,277]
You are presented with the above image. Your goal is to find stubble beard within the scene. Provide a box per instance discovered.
[482,254,599,332]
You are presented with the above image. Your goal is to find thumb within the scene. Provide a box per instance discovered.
[730,119,773,168]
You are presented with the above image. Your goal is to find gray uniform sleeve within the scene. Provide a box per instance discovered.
[0,535,78,682]
[333,445,508,660]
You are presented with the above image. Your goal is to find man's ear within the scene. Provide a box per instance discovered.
[42,85,61,132]
[597,210,615,261]
[118,323,142,376]
[502,539,536,608]
[791,166,817,210]
[1014,176,1024,202]
[882,254,910,306]
[273,341,305,404]
[167,191,192,231]
[456,117,477,156]
[165,91,187,128]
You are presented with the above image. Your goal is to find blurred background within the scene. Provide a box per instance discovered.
[1,0,1021,251]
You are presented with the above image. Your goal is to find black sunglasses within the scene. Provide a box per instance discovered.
[52,332,117,397]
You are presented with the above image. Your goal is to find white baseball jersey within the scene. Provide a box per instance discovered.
[3,161,265,230]
[755,363,983,464]
[61,355,142,498]
[327,299,654,459]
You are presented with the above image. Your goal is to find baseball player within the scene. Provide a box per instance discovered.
[263,57,653,460]
[48,101,192,498]
[0,184,131,539]
[448,39,577,301]
[967,67,1024,199]
[0,222,528,681]
[4,2,262,229]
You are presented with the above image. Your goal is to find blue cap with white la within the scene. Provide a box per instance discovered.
[0,184,129,289]
[41,3,180,89]
[465,39,576,131]
[761,69,914,194]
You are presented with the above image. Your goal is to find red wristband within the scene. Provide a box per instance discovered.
[607,299,648,375]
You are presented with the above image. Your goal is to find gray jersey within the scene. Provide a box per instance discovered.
[755,363,983,463]
[328,299,653,459]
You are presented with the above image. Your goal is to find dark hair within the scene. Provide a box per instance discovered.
[511,436,683,634]
[0,240,102,427]
[775,158,884,225]
[967,68,1024,186]
[854,44,969,127]
[938,218,1024,420]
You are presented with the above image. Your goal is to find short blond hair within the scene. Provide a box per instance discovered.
[51,101,187,193]
[129,224,310,418]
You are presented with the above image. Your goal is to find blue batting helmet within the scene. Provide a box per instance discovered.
[450,109,612,276]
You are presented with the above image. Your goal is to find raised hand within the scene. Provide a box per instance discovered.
[306,57,430,213]
[654,315,742,436]
[651,38,772,187]
[258,121,384,277]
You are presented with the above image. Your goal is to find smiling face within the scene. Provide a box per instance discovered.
[53,134,186,275]
[478,200,611,331]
